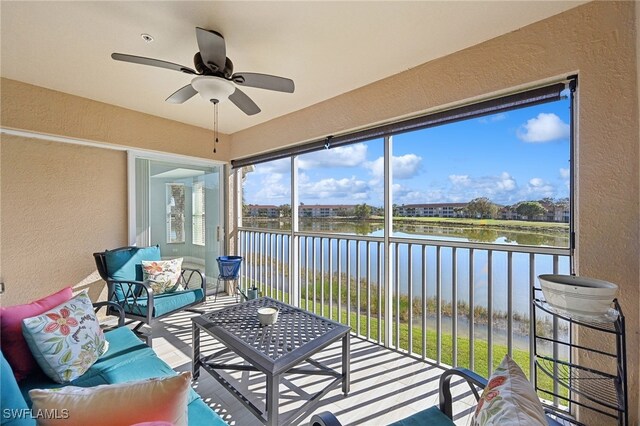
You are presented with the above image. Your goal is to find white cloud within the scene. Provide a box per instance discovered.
[559,167,570,190]
[449,172,516,193]
[366,154,422,180]
[524,177,556,198]
[394,171,567,206]
[517,113,570,143]
[559,168,569,179]
[259,173,290,198]
[299,144,368,169]
[299,176,369,200]
[393,183,448,204]
[478,113,507,124]
[448,174,471,186]
[244,171,290,204]
[253,158,290,174]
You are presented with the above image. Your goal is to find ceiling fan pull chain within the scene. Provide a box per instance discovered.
[212,99,219,154]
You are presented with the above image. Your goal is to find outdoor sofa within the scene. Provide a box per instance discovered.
[1,302,225,426]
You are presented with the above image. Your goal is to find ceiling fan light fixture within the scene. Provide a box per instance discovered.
[191,76,235,103]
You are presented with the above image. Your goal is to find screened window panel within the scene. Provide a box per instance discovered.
[166,183,185,243]
[192,181,205,246]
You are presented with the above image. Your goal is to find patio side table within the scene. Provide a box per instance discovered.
[192,297,351,426]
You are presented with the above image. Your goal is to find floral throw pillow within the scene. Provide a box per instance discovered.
[142,258,184,295]
[21,290,108,384]
[471,355,547,426]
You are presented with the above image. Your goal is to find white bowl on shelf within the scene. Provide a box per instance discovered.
[257,307,279,326]
[538,274,618,319]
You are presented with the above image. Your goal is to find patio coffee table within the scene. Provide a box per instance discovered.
[192,297,351,425]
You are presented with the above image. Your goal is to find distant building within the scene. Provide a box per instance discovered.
[395,203,468,218]
[246,204,280,218]
[499,207,520,220]
[299,204,356,218]
[539,201,570,223]
[500,202,570,222]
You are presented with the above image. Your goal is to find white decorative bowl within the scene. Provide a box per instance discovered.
[538,274,618,319]
[257,307,279,326]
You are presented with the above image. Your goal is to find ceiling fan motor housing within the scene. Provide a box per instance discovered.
[194,52,233,79]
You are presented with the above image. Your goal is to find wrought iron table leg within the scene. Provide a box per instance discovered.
[266,373,281,426]
[342,333,350,396]
[192,323,200,380]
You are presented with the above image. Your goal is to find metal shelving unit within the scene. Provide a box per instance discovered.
[532,288,627,425]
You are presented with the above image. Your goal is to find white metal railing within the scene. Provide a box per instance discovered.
[237,227,570,387]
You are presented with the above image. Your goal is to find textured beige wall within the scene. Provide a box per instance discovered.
[1,78,231,161]
[636,1,640,422]
[0,79,231,307]
[230,2,639,423]
[0,136,127,305]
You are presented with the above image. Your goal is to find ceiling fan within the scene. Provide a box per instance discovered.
[111,27,295,116]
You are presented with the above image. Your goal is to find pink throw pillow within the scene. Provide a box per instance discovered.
[0,287,73,380]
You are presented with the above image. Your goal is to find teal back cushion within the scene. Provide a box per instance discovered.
[104,246,161,300]
[1,351,35,425]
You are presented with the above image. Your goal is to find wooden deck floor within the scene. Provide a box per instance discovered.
[151,295,476,426]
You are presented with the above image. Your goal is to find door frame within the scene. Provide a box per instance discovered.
[126,150,226,255]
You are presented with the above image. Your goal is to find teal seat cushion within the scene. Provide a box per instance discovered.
[18,327,152,403]
[20,328,197,405]
[388,406,454,426]
[1,351,35,426]
[123,288,205,318]
[14,327,226,425]
[188,397,227,426]
[105,246,161,300]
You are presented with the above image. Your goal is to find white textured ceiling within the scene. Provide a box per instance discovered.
[1,1,585,134]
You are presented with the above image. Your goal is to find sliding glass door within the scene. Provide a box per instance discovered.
[133,156,223,293]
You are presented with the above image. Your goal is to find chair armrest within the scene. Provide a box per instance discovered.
[310,369,487,426]
[107,279,154,298]
[93,301,125,327]
[107,279,154,323]
[439,367,487,419]
[181,267,206,292]
[309,412,343,426]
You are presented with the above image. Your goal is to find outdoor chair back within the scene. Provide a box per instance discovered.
[93,245,206,345]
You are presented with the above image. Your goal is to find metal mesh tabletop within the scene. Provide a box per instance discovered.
[194,297,350,372]
[192,297,351,425]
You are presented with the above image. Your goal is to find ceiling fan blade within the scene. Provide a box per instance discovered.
[231,72,295,93]
[195,27,226,73]
[165,84,198,104]
[229,88,261,116]
[111,53,196,74]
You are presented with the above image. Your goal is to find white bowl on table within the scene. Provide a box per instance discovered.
[538,274,618,319]
[257,307,279,326]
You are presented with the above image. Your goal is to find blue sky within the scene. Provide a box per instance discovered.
[244,95,570,207]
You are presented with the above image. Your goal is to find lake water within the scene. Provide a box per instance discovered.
[242,218,570,316]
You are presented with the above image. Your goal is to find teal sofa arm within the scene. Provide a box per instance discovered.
[1,352,36,426]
